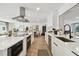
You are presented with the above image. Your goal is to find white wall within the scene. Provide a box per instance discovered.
[53,10,59,29]
[46,12,53,31]
[0,4,19,19]
[46,10,60,31]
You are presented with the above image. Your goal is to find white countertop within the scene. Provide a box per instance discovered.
[46,32,79,55]
[0,33,32,50]
[65,38,79,55]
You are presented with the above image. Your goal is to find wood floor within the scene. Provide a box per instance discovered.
[27,36,52,56]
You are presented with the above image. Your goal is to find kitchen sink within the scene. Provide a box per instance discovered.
[56,37,75,42]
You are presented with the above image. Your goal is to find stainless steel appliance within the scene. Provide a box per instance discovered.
[8,40,23,56]
[12,7,29,22]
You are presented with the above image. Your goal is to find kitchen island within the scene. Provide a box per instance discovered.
[45,32,79,56]
[0,32,34,56]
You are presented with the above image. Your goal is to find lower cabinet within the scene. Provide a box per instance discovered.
[48,35,52,53]
[47,33,77,56]
[64,48,77,56]
[53,42,65,56]
[53,42,76,56]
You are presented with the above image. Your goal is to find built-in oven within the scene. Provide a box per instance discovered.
[8,40,23,56]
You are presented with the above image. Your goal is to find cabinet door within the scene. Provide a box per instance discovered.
[53,42,58,56]
[64,48,76,56]
[53,42,65,56]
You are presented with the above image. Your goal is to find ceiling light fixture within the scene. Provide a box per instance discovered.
[76,17,79,19]
[7,16,9,18]
[36,7,40,11]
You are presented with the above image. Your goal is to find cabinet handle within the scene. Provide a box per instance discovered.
[71,51,79,56]
[53,42,58,46]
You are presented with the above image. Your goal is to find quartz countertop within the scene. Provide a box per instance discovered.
[46,32,79,56]
[65,38,79,55]
[0,33,32,50]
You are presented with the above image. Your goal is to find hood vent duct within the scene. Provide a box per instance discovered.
[12,7,29,22]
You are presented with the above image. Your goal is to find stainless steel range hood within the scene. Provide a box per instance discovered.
[12,7,29,22]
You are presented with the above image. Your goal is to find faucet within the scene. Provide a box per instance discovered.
[64,24,72,39]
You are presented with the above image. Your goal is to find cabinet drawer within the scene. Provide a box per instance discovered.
[53,42,65,56]
[54,37,65,47]
[64,48,77,56]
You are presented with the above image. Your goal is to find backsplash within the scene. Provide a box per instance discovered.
[14,22,30,31]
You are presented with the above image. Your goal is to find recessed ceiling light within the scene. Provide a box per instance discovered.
[76,17,79,19]
[36,7,40,11]
[6,16,9,18]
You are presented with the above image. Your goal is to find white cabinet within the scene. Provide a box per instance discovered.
[31,33,34,44]
[53,46,76,56]
[46,33,77,56]
[52,36,65,56]
[52,35,76,56]
[53,42,65,56]
[45,32,48,44]
[0,50,7,56]
[64,48,76,56]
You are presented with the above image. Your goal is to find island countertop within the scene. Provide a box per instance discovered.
[46,32,79,56]
[0,33,32,50]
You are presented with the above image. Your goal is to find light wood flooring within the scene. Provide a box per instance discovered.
[27,36,52,56]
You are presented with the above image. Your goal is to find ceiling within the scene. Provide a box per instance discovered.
[62,4,79,20]
[0,3,64,23]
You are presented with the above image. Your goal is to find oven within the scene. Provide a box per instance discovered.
[8,40,23,56]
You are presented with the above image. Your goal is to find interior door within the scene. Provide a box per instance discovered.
[42,26,46,36]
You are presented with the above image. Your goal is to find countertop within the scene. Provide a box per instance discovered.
[46,32,79,56]
[0,33,32,50]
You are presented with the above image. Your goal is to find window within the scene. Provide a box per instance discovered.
[0,22,7,33]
